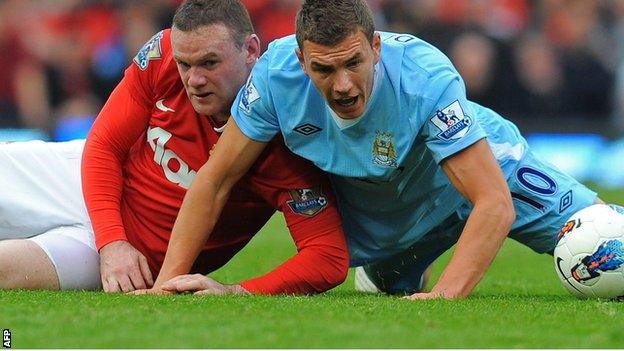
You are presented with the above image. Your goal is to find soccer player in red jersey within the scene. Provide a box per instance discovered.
[0,0,348,295]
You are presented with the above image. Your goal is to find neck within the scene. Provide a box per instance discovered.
[211,113,229,124]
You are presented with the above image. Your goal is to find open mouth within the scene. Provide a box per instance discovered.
[335,96,358,107]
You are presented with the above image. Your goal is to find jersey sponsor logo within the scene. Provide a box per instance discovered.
[147,126,197,189]
[430,100,472,141]
[372,130,397,167]
[133,31,164,70]
[155,99,175,113]
[293,123,322,136]
[239,74,260,113]
[287,186,328,216]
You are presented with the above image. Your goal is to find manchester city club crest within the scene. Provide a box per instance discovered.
[372,131,397,167]
[287,187,328,216]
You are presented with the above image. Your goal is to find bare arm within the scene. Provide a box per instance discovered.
[408,139,515,299]
[152,119,268,289]
[150,140,349,296]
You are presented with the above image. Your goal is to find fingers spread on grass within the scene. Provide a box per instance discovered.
[194,288,228,296]
[404,292,443,300]
[161,274,207,292]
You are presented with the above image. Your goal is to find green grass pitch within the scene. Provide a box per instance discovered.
[1,186,624,348]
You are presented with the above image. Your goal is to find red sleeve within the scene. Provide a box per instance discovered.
[81,79,151,250]
[239,141,349,294]
[82,30,168,250]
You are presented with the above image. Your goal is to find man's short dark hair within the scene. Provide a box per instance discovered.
[295,0,375,50]
[172,0,254,48]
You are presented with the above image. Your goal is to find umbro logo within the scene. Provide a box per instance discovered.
[293,123,322,136]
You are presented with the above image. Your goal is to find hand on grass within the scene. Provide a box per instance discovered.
[99,240,154,293]
[404,288,465,300]
[161,274,248,295]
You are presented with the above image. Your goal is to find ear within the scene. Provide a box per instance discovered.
[244,34,261,64]
[295,48,307,75]
[372,32,381,65]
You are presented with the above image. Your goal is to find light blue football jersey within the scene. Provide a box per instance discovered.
[232,32,596,266]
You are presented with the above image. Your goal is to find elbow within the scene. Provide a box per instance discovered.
[478,191,515,232]
[316,246,350,291]
[504,193,516,227]
[323,267,348,292]
[496,192,516,231]
[327,253,350,289]
[332,238,351,288]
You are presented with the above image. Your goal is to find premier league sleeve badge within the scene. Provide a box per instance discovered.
[429,100,472,141]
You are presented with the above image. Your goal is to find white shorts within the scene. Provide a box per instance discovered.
[0,140,101,290]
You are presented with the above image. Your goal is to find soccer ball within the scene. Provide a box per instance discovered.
[554,204,624,299]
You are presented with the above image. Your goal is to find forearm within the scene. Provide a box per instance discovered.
[431,139,515,298]
[82,80,149,250]
[240,227,349,295]
[432,198,514,297]
[82,136,127,249]
[153,172,231,288]
[154,121,269,289]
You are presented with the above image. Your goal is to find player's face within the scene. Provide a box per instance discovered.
[297,30,380,119]
[172,24,260,120]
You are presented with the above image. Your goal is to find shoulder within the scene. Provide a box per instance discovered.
[132,29,173,72]
[127,29,179,94]
[257,35,303,77]
[379,31,461,99]
[380,31,455,75]
[246,35,309,107]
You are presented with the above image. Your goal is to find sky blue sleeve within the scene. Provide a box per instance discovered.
[418,71,487,163]
[231,54,280,143]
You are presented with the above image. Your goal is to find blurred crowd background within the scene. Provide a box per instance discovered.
[1,0,624,140]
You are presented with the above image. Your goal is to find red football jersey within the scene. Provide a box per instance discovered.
[82,29,348,294]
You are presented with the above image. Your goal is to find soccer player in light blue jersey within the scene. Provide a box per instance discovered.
[161,0,613,299]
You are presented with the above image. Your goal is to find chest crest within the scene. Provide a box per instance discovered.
[372,130,398,168]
